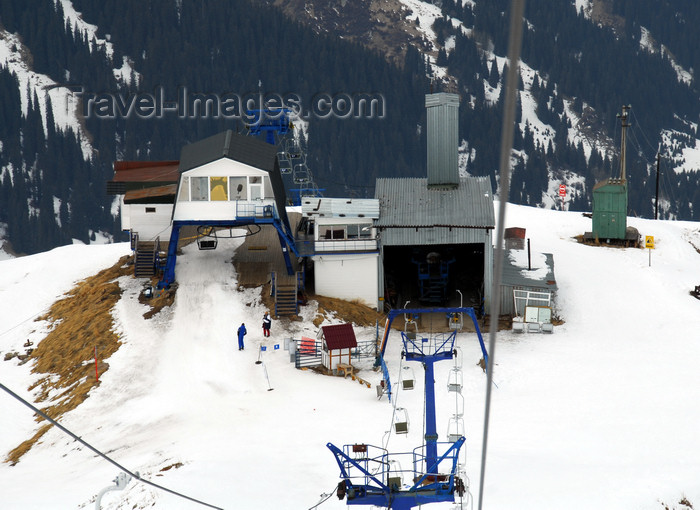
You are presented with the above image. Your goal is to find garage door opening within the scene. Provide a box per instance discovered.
[382,243,484,311]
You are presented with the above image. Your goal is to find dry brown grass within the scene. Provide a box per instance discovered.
[240,282,382,327]
[5,256,133,465]
[311,294,384,328]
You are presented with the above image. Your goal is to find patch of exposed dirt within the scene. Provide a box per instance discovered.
[138,279,177,319]
[310,294,384,327]
[5,256,133,465]
[660,496,694,510]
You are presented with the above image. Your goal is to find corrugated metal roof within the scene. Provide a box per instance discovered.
[374,177,494,228]
[112,161,180,183]
[501,250,557,290]
[124,184,177,204]
[301,197,379,219]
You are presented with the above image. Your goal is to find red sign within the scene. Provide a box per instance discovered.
[559,184,566,197]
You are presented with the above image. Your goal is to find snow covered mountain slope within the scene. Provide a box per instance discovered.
[1,204,700,509]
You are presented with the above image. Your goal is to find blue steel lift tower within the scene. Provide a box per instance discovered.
[327,307,488,509]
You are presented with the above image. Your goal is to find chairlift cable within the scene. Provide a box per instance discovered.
[383,355,405,451]
[0,381,225,510]
[629,108,661,158]
[0,306,51,339]
[307,484,339,509]
[477,1,526,509]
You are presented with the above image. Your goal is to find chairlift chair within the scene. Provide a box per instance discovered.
[447,367,463,393]
[394,407,409,434]
[292,162,311,184]
[197,229,218,250]
[447,415,465,443]
[387,459,404,490]
[447,311,463,331]
[400,366,416,391]
[277,151,292,174]
[403,304,419,338]
[403,323,417,340]
[285,138,302,159]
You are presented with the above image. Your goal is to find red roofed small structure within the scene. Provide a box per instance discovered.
[319,323,357,371]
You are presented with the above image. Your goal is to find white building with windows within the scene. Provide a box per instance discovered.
[300,197,380,307]
[108,161,180,243]
[172,130,288,226]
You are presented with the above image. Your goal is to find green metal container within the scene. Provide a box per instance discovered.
[592,178,627,240]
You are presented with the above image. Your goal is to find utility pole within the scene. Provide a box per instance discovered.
[655,151,661,220]
[617,105,631,181]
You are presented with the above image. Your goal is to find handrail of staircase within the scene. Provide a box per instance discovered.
[154,237,161,275]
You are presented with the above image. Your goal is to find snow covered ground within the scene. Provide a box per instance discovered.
[1,204,700,509]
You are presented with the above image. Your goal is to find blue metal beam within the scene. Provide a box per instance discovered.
[157,217,301,288]
[377,307,488,367]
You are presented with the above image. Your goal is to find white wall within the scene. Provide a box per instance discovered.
[173,158,274,222]
[182,158,267,179]
[122,203,173,241]
[322,347,352,371]
[313,253,378,308]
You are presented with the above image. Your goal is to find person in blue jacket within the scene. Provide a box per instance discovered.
[237,323,247,350]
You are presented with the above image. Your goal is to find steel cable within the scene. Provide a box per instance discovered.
[477,0,526,508]
[0,382,224,510]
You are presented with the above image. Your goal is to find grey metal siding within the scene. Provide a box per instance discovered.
[377,225,491,246]
[499,252,557,315]
[426,93,460,188]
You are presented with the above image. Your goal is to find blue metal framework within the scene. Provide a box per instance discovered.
[157,204,301,289]
[328,322,473,509]
[156,109,305,289]
[376,307,489,367]
[247,108,322,206]
[246,108,292,145]
[411,257,456,304]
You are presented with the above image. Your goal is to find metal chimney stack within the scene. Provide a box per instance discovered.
[425,92,460,189]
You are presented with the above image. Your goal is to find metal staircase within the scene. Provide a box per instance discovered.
[133,236,160,278]
[271,271,298,317]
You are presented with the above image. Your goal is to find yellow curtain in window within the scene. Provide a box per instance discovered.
[210,176,228,201]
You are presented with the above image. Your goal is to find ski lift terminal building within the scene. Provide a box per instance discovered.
[111,93,513,316]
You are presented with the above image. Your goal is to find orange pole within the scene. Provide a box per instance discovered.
[94,346,99,382]
[379,317,391,354]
